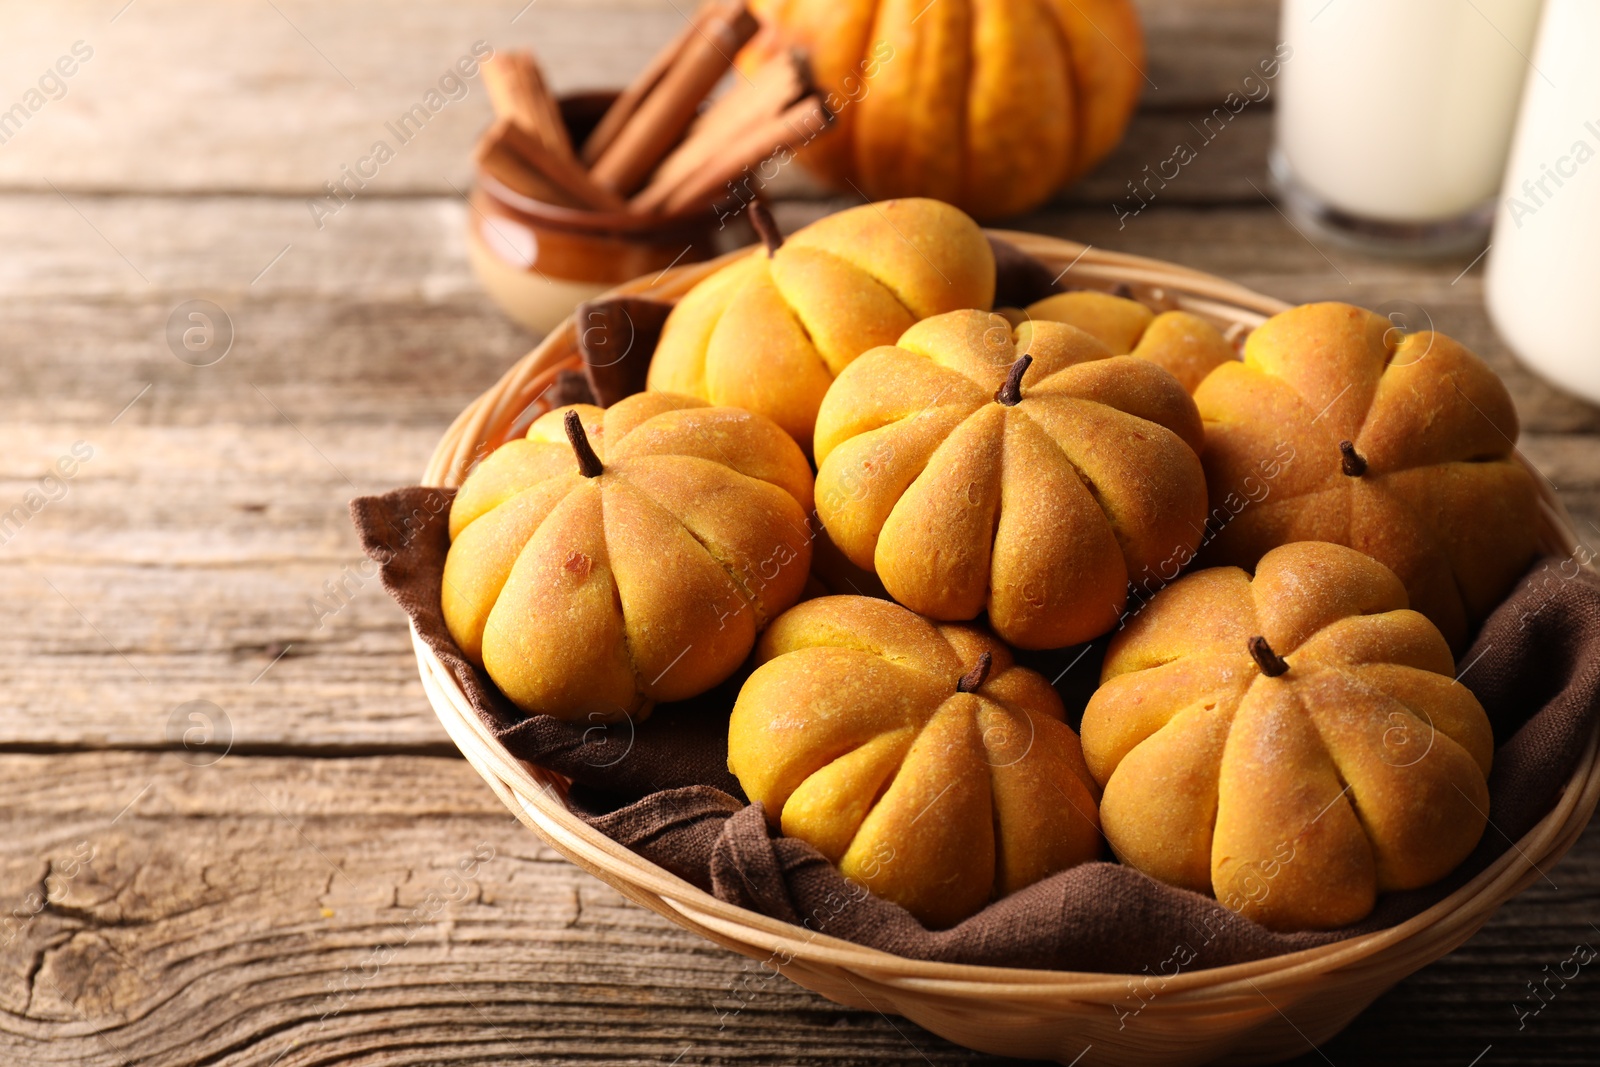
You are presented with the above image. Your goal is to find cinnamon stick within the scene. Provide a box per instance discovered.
[682,49,809,156]
[480,118,627,212]
[524,60,573,159]
[482,52,574,159]
[580,13,702,165]
[657,94,833,215]
[631,49,810,213]
[475,126,585,208]
[589,2,760,197]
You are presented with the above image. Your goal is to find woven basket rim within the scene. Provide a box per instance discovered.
[416,231,1600,1003]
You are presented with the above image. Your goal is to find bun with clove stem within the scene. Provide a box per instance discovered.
[1191,301,1541,650]
[1025,289,1237,393]
[441,392,814,721]
[728,595,1103,928]
[813,309,1207,649]
[647,197,995,448]
[1081,541,1495,932]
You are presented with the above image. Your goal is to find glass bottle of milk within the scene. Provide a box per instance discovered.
[1271,0,1544,255]
[1486,0,1600,406]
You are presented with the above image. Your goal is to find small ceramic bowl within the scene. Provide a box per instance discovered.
[467,91,755,335]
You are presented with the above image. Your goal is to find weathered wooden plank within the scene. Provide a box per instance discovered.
[0,0,682,195]
[0,191,482,299]
[0,429,1591,755]
[0,1,1278,198]
[4,194,1597,438]
[12,426,1590,576]
[1063,111,1274,210]
[0,751,1595,1067]
[1139,0,1285,108]
[2,193,1596,754]
[0,752,1008,1066]
[6,2,1598,1064]
[0,426,442,564]
[0,559,454,751]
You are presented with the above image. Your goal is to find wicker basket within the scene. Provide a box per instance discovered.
[416,231,1600,1066]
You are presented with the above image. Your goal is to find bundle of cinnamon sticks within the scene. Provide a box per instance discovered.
[476,0,829,216]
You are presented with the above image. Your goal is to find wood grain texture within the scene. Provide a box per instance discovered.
[5,0,1600,1062]
[2,194,1595,437]
[0,752,1595,1067]
[2,195,1597,760]
[0,0,1280,197]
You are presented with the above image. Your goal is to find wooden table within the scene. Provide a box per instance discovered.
[4,2,1597,1064]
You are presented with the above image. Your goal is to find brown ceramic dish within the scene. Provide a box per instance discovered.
[467,91,754,334]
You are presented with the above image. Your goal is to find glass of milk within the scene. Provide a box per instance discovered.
[1271,0,1544,255]
[1486,0,1600,406]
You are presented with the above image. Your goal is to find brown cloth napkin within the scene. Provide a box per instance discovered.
[352,486,1600,972]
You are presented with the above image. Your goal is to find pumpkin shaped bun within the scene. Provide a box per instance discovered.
[1194,301,1540,649]
[646,198,995,448]
[442,393,814,722]
[814,310,1208,649]
[728,596,1103,928]
[1081,542,1494,932]
[1025,289,1236,393]
[741,0,1144,220]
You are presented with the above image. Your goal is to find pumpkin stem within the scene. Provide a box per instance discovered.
[956,651,993,693]
[749,200,783,257]
[1248,636,1289,678]
[995,354,1032,407]
[564,409,604,478]
[1339,440,1368,477]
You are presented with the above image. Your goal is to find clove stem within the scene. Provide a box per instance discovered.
[956,651,993,693]
[1248,636,1289,677]
[1339,440,1368,477]
[564,409,604,478]
[749,199,783,257]
[995,354,1032,406]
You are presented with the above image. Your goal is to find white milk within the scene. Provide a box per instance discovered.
[1274,0,1543,225]
[1486,0,1600,406]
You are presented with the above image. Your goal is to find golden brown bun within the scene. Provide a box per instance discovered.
[646,199,995,449]
[814,309,1208,649]
[741,0,1144,220]
[1026,290,1236,392]
[729,595,1102,927]
[442,393,814,721]
[1192,301,1540,650]
[1081,542,1494,932]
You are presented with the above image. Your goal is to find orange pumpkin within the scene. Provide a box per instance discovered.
[741,0,1145,220]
